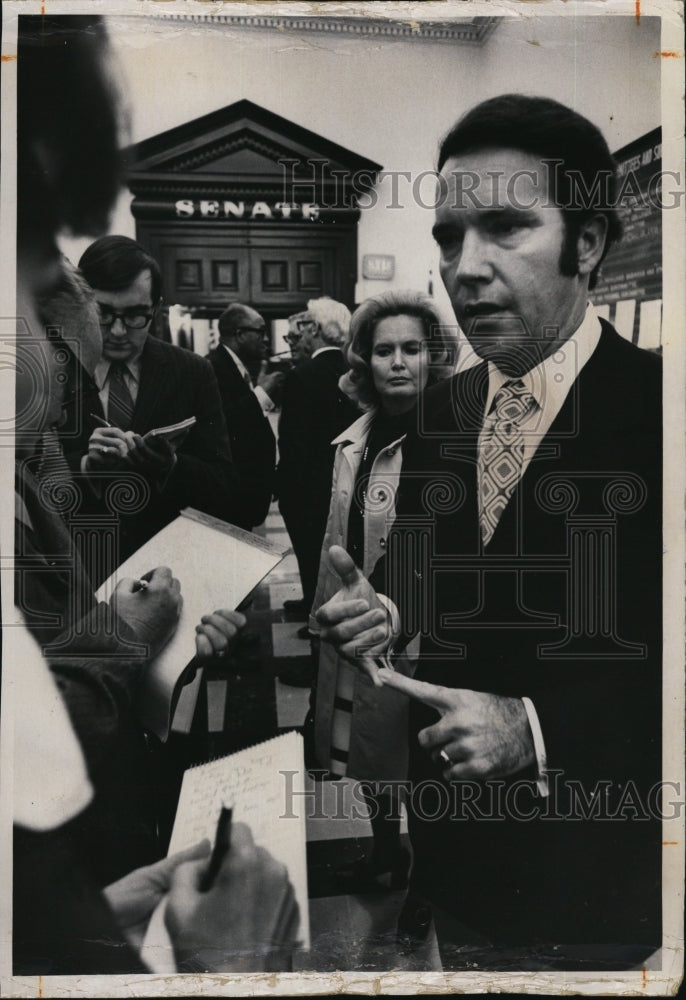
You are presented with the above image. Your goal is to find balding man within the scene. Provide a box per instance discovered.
[208,303,278,530]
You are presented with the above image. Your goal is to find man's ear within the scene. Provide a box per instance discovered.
[576,215,609,277]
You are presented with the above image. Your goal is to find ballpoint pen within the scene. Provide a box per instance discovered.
[200,805,233,892]
[90,413,112,428]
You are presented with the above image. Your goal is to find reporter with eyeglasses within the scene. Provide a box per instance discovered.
[61,235,237,577]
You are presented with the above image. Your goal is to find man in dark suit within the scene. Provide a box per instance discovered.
[316,95,662,964]
[65,236,237,576]
[276,297,359,628]
[207,303,278,530]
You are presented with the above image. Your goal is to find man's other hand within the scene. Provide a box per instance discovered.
[378,669,535,780]
[165,822,300,973]
[111,566,182,659]
[195,608,247,658]
[127,434,177,478]
[257,368,285,405]
[315,545,392,687]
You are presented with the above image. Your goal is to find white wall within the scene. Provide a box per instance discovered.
[59,13,661,328]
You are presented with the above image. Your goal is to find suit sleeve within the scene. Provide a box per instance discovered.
[46,609,149,779]
[161,357,238,520]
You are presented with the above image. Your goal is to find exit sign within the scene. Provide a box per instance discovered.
[362,254,395,280]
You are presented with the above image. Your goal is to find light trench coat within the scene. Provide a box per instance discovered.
[310,410,417,783]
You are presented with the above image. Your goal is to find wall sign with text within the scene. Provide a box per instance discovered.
[592,127,662,351]
[362,254,395,280]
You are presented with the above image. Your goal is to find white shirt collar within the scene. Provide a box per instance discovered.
[485,302,602,424]
[311,346,340,359]
[223,343,251,384]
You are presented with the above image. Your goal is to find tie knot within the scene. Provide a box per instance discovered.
[109,360,129,379]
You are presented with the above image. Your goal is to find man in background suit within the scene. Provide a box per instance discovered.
[207,303,278,530]
[277,297,358,636]
[65,235,237,576]
[317,95,662,963]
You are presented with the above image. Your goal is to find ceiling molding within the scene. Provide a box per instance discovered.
[157,14,500,45]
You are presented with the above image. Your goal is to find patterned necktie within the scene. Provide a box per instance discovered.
[478,378,538,546]
[107,361,135,430]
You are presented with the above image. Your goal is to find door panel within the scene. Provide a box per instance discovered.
[138,222,357,312]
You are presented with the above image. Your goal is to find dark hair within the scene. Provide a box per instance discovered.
[217,303,253,339]
[18,16,124,244]
[79,235,162,304]
[341,290,456,410]
[437,94,621,289]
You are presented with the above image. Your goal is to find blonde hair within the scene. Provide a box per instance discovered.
[340,290,457,410]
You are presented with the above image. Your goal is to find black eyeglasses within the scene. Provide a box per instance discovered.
[98,306,154,330]
[296,318,317,333]
[284,332,302,346]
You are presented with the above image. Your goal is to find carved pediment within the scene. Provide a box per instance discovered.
[125,99,381,205]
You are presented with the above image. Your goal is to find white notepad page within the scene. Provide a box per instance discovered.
[95,507,287,739]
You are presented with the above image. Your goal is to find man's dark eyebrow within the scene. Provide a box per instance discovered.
[431,223,456,242]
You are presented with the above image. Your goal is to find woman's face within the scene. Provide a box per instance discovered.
[370,314,429,413]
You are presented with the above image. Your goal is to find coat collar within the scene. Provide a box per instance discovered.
[332,410,375,447]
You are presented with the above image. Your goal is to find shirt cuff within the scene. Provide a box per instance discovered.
[254,385,275,413]
[521,696,549,797]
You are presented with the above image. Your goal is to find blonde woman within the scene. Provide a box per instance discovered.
[310,290,456,890]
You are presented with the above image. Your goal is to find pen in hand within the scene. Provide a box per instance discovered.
[200,805,233,892]
[90,413,112,428]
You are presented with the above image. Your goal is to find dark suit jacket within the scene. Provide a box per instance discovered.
[276,348,359,603]
[207,345,276,529]
[61,336,237,574]
[372,322,662,949]
[15,459,158,884]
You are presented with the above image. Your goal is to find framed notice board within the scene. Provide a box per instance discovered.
[592,127,662,351]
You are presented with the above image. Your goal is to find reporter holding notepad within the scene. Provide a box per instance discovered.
[15,14,298,972]
[60,235,239,577]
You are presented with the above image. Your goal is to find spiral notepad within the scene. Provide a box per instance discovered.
[140,730,309,971]
[169,730,309,945]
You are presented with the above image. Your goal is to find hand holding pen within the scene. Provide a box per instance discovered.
[110,566,183,659]
[165,819,300,973]
[86,413,133,466]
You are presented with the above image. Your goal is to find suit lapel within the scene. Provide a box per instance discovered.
[131,337,170,433]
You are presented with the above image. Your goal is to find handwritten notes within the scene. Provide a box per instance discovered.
[169,731,310,947]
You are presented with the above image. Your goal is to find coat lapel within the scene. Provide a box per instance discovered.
[130,336,171,433]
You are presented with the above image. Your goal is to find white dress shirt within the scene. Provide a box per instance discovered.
[222,344,274,413]
[480,303,602,478]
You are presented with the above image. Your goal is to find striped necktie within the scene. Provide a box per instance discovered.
[478,378,538,546]
[107,361,135,430]
[35,428,73,487]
